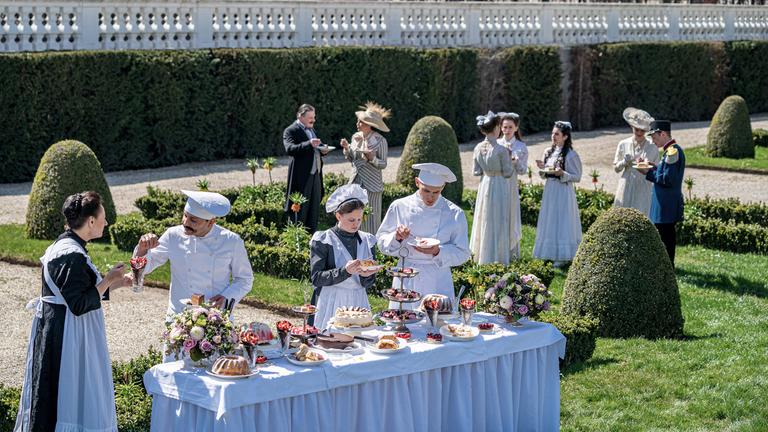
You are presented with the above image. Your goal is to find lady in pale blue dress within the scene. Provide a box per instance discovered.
[533,121,583,267]
[498,112,529,258]
[470,111,514,265]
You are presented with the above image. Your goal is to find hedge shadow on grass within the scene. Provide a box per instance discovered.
[561,356,619,377]
[677,268,768,298]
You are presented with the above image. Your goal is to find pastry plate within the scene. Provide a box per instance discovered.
[286,352,328,367]
[367,342,409,354]
[439,324,480,342]
[205,369,259,379]
[313,341,365,355]
[359,264,385,272]
[328,322,376,334]
[538,168,557,175]
[632,163,652,170]
[407,237,441,248]
[319,145,336,152]
[375,310,426,325]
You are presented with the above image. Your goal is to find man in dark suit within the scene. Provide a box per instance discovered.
[283,104,328,233]
[637,120,685,267]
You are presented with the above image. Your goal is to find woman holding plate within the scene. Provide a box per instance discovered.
[533,121,583,267]
[340,101,391,234]
[310,184,380,329]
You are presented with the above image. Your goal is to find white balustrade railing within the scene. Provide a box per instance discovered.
[1,1,767,52]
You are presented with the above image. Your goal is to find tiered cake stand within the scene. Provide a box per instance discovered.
[377,249,425,334]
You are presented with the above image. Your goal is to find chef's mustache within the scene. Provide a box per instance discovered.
[183,225,196,232]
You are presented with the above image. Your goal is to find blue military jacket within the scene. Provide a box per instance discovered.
[645,140,685,224]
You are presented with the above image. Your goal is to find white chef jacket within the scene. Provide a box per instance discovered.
[376,192,471,307]
[139,225,254,317]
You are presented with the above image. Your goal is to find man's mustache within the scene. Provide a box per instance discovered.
[183,225,195,231]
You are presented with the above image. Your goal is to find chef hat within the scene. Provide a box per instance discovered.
[182,190,231,220]
[412,163,457,187]
[325,184,369,213]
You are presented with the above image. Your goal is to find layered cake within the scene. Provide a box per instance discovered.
[420,294,453,314]
[211,355,250,376]
[315,333,354,349]
[333,306,374,328]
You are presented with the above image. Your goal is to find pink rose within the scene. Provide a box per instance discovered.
[200,340,213,352]
[183,339,196,352]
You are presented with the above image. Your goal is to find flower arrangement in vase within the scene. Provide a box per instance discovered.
[161,304,238,365]
[481,272,552,326]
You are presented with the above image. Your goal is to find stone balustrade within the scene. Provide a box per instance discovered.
[1,1,767,52]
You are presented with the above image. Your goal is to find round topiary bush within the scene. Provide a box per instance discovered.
[25,140,117,240]
[753,128,768,148]
[396,116,464,204]
[706,95,754,159]
[561,207,684,339]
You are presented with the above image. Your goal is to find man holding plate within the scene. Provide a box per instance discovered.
[376,163,471,308]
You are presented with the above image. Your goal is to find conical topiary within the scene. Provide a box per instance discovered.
[25,140,117,240]
[705,95,754,159]
[561,207,684,339]
[396,116,464,204]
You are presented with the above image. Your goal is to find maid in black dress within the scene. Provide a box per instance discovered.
[15,191,131,432]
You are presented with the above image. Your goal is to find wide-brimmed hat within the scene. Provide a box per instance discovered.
[355,101,392,132]
[622,107,654,131]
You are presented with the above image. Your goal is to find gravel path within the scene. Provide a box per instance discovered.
[0,114,767,225]
[0,261,287,387]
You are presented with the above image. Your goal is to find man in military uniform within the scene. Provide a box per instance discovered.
[636,120,685,267]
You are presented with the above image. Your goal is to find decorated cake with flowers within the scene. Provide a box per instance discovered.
[161,303,238,363]
[481,272,552,323]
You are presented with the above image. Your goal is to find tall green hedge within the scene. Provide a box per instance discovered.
[726,41,768,114]
[0,48,478,183]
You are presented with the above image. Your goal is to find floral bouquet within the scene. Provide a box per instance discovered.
[482,272,552,324]
[162,304,238,364]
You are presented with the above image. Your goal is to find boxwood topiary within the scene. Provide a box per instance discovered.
[25,140,117,240]
[753,128,768,147]
[538,313,599,370]
[706,95,754,159]
[562,207,684,339]
[396,116,464,204]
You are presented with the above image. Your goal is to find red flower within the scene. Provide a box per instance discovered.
[276,320,294,332]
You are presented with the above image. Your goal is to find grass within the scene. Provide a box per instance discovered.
[685,145,768,173]
[3,221,768,430]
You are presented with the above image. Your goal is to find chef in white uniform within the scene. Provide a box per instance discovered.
[376,163,471,308]
[134,190,254,318]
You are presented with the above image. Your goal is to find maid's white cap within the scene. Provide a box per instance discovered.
[413,163,457,187]
[182,190,231,220]
[325,184,369,213]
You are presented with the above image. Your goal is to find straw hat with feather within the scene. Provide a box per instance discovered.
[356,101,392,133]
[622,107,654,131]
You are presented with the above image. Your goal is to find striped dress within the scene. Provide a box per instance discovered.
[344,131,388,234]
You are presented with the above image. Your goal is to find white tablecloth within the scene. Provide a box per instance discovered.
[144,314,566,431]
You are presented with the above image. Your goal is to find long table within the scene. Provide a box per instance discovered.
[143,314,565,431]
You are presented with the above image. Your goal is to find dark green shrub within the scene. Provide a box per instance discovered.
[114,383,153,432]
[562,208,684,339]
[686,196,768,226]
[0,384,20,432]
[706,95,754,159]
[753,128,768,147]
[246,242,309,280]
[134,186,186,220]
[396,116,464,204]
[498,46,562,133]
[726,41,768,113]
[232,183,286,207]
[110,213,176,251]
[219,218,280,246]
[382,182,415,213]
[538,313,599,370]
[678,216,768,254]
[226,201,285,227]
[25,140,117,240]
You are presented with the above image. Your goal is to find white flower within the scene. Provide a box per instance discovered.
[190,326,205,341]
[212,335,222,344]
[535,294,545,305]
[499,295,514,311]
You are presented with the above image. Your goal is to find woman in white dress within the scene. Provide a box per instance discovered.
[533,121,583,267]
[309,184,379,329]
[15,191,131,432]
[613,107,660,217]
[498,112,529,258]
[470,111,514,264]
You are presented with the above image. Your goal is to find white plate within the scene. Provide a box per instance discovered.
[328,323,376,334]
[205,369,259,379]
[439,324,480,342]
[319,145,336,152]
[367,342,408,354]
[286,352,328,367]
[358,264,385,272]
[407,237,440,248]
[313,341,365,355]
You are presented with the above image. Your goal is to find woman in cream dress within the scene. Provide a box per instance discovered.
[470,111,514,264]
[533,121,583,267]
[613,107,660,217]
[498,112,529,259]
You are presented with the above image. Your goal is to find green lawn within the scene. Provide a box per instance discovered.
[3,223,768,430]
[685,145,768,173]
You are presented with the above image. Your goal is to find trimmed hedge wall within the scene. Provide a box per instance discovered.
[0,47,478,183]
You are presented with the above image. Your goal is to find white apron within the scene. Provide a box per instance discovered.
[313,230,375,330]
[16,238,118,432]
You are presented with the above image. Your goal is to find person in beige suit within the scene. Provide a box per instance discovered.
[340,102,391,234]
